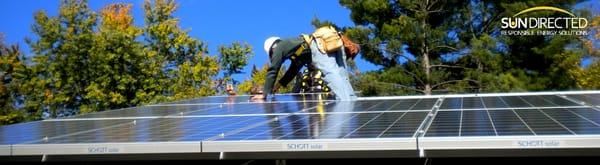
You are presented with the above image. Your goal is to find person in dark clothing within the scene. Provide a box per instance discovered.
[251,37,311,100]
[253,35,356,101]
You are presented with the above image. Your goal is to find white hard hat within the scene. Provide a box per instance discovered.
[263,36,280,55]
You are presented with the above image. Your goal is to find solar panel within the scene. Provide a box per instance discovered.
[0,120,133,145]
[565,94,600,106]
[163,93,334,105]
[1,91,600,160]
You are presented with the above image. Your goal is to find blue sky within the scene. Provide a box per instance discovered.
[0,0,380,82]
[1,0,599,82]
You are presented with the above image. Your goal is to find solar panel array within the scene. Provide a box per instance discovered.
[1,91,600,160]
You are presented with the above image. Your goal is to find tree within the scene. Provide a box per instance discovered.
[0,35,27,125]
[340,0,470,95]
[218,42,253,85]
[142,0,219,101]
[340,0,587,95]
[498,1,584,91]
[238,64,268,94]
[26,0,97,117]
[238,64,295,95]
[81,3,144,113]
[573,15,600,88]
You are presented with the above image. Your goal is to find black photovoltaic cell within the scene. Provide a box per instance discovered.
[1,92,600,156]
[567,108,600,122]
[25,112,431,143]
[499,96,532,107]
[183,101,324,116]
[541,108,600,134]
[377,112,429,138]
[566,94,600,106]
[538,95,581,106]
[410,98,438,110]
[424,110,461,137]
[487,110,533,135]
[482,97,510,108]
[460,110,496,136]
[426,107,600,137]
[351,99,436,112]
[461,97,485,109]
[0,120,132,144]
[213,112,428,141]
[69,101,330,120]
[439,98,462,110]
[441,95,583,110]
[352,99,416,111]
[441,97,508,110]
[28,116,278,144]
[164,93,334,105]
[70,104,219,119]
[347,112,427,138]
[520,95,580,107]
[511,109,573,135]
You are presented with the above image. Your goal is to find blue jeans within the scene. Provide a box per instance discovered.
[310,40,357,101]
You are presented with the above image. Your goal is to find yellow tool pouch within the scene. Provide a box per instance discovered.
[311,26,343,54]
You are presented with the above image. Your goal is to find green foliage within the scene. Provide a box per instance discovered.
[574,15,600,88]
[142,0,220,102]
[0,0,597,126]
[83,3,143,113]
[0,35,28,125]
[238,64,268,94]
[218,41,253,84]
[339,0,589,95]
[339,0,469,95]
[353,67,418,96]
[26,0,98,117]
[237,64,294,95]
[1,0,240,123]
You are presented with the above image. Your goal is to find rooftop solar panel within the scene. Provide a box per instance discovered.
[1,91,599,160]
[163,93,334,105]
[565,94,600,106]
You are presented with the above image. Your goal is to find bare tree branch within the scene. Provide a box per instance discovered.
[431,79,479,89]
[400,68,426,85]
[430,64,466,69]
[382,46,422,67]
[432,45,458,51]
[371,81,424,93]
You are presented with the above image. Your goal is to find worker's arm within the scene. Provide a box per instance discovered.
[278,62,301,87]
[263,48,285,98]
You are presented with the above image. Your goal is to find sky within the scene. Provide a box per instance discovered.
[1,0,599,82]
[0,0,380,82]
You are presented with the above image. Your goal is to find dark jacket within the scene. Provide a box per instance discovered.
[263,38,311,98]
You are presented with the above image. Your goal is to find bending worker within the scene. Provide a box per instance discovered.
[253,27,357,101]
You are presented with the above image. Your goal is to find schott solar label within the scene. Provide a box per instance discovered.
[514,140,562,148]
[86,146,123,153]
[283,143,328,151]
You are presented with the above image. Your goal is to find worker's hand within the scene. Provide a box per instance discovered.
[250,94,265,102]
[226,84,236,95]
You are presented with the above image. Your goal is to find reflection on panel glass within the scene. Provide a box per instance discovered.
[566,94,600,106]
[2,93,599,146]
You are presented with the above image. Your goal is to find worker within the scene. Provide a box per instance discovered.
[253,27,357,101]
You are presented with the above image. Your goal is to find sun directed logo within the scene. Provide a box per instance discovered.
[501,6,588,36]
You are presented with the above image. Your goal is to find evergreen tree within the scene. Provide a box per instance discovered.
[0,35,27,124]
[142,0,219,101]
[218,41,253,86]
